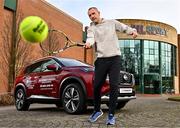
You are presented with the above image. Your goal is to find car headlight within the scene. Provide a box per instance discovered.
[123,74,129,81]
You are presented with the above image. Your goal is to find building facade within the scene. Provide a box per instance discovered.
[116,19,179,94]
[0,0,92,93]
[0,0,179,94]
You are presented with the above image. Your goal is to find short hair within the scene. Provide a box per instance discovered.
[88,7,99,12]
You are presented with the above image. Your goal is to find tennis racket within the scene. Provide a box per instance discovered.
[39,29,85,54]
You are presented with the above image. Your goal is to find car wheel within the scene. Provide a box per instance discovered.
[62,83,86,114]
[15,88,30,111]
[106,101,128,110]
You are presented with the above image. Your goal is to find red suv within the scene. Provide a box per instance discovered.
[14,56,136,114]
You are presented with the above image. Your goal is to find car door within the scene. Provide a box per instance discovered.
[37,59,62,98]
[23,61,44,96]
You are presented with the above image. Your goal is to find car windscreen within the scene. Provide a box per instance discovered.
[57,58,90,67]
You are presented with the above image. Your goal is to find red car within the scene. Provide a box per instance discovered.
[14,56,136,114]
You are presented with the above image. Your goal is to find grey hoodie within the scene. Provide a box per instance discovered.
[86,19,136,58]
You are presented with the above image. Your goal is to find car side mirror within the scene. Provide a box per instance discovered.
[46,64,59,71]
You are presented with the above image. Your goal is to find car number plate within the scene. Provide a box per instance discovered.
[120,88,132,93]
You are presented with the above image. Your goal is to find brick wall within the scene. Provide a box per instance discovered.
[18,0,85,61]
[0,0,94,93]
[0,2,14,93]
[0,1,5,93]
[178,35,180,93]
[0,0,4,43]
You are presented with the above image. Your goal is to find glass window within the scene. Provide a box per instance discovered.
[173,46,177,75]
[154,42,158,49]
[4,0,16,11]
[41,59,60,72]
[149,60,154,65]
[130,40,134,47]
[161,42,173,77]
[121,49,124,53]
[130,48,134,53]
[149,42,154,49]
[155,50,158,55]
[124,40,130,47]
[119,40,140,75]
[134,40,139,45]
[167,45,171,51]
[25,61,43,74]
[144,49,149,54]
[155,60,159,65]
[57,58,90,67]
[161,42,176,91]
[168,51,171,57]
[149,55,154,61]
[144,55,149,60]
[124,48,130,54]
[143,40,159,73]
[144,41,149,48]
[149,49,154,55]
[119,40,124,47]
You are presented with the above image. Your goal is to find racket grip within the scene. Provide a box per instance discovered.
[76,43,85,47]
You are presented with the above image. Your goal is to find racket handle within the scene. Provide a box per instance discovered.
[76,43,85,47]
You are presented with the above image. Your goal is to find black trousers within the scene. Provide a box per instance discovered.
[93,55,121,115]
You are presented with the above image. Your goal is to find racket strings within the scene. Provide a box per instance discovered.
[40,30,68,53]
[40,29,84,54]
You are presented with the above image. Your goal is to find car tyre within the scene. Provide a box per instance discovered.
[62,83,86,114]
[15,88,30,111]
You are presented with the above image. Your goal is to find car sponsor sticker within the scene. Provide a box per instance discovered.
[40,84,54,90]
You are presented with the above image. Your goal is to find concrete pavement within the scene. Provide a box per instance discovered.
[0,95,179,128]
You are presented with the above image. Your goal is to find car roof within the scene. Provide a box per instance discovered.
[26,56,76,67]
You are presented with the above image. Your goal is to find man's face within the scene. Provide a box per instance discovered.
[88,8,100,23]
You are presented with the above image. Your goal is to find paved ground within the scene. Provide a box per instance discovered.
[0,95,179,128]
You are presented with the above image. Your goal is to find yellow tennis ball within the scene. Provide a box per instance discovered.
[19,16,48,43]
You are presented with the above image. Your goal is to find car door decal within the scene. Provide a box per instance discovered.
[38,75,57,90]
[23,76,36,89]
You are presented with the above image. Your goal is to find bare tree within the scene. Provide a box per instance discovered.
[0,11,32,92]
[41,24,61,57]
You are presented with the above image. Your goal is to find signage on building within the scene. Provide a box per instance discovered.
[131,25,167,36]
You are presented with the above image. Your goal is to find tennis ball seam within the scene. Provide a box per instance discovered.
[20,17,37,33]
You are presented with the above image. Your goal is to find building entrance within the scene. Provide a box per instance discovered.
[144,73,160,94]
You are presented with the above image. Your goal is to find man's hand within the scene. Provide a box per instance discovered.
[85,42,92,49]
[132,30,138,38]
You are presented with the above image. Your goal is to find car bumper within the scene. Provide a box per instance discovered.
[101,95,136,102]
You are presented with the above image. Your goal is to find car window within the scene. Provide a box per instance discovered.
[25,61,43,74]
[41,59,60,72]
[57,58,90,67]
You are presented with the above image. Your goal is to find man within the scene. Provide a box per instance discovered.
[85,7,137,125]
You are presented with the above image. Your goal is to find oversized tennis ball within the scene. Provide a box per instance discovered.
[19,16,48,43]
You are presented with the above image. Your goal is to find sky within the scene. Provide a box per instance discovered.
[45,0,180,33]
